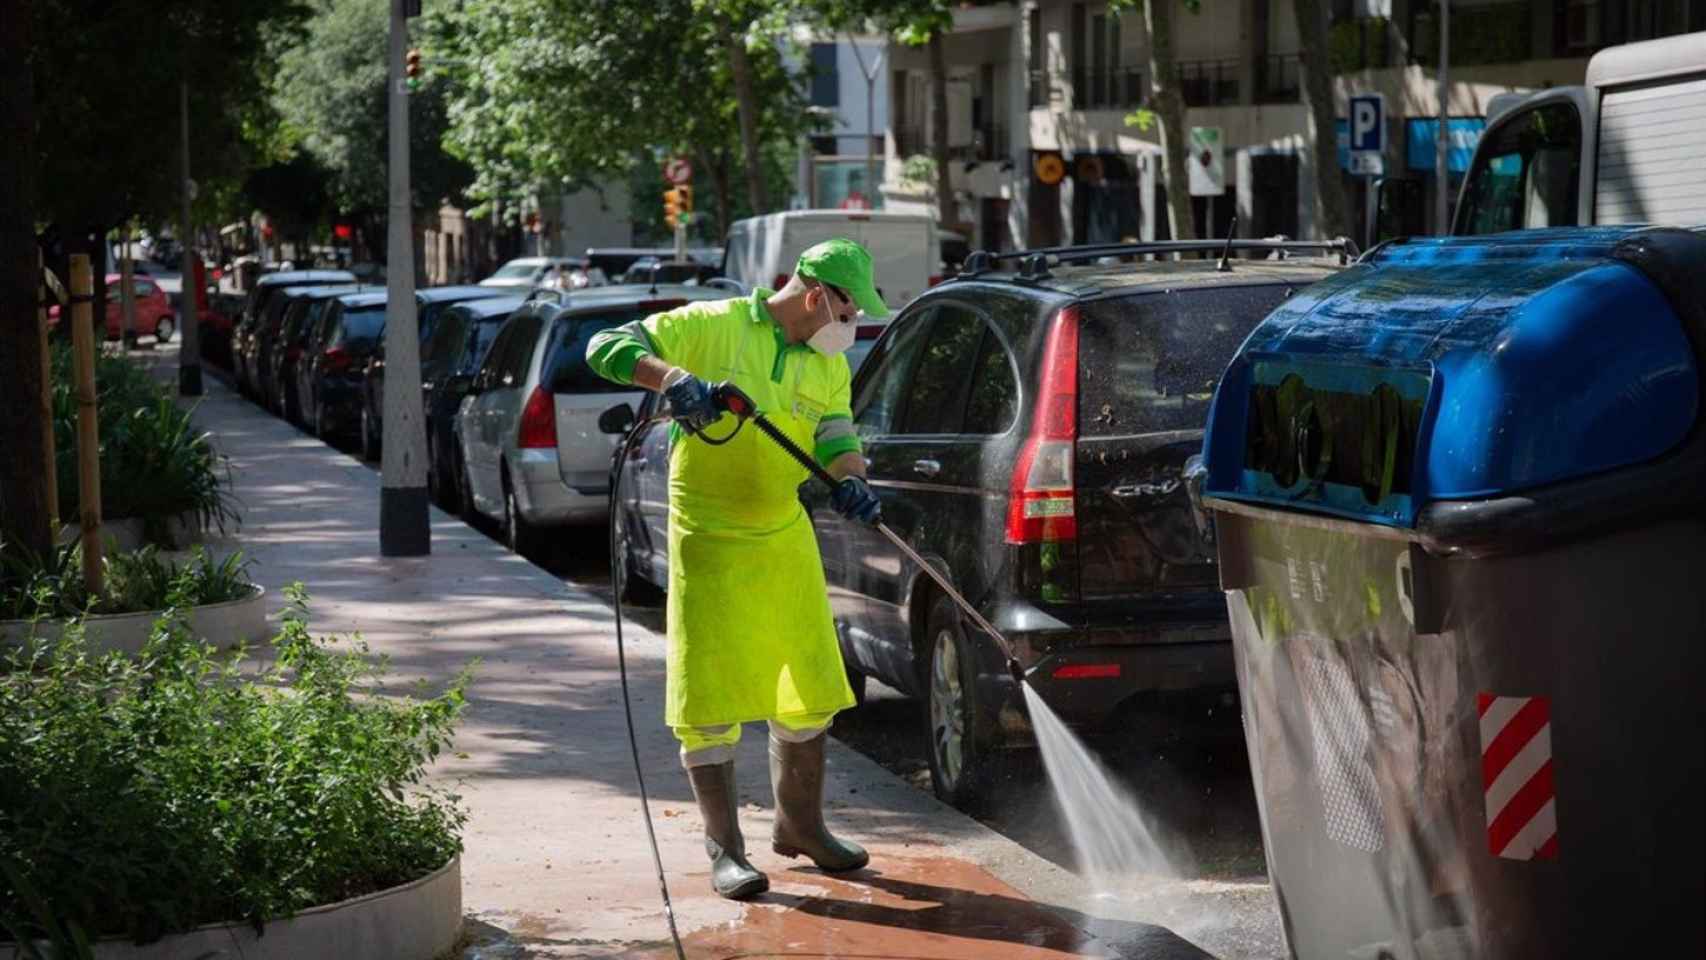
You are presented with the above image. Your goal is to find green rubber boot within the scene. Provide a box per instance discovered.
[686,761,769,900]
[769,732,870,872]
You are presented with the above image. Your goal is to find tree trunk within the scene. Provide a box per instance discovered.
[1143,0,1195,241]
[0,0,55,568]
[929,33,954,229]
[720,14,768,214]
[703,147,733,240]
[1294,0,1352,238]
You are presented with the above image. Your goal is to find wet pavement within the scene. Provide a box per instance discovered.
[608,856,1210,960]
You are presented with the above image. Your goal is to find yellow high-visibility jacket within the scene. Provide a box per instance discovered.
[586,290,860,727]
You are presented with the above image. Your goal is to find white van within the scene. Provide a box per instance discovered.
[1452,30,1706,235]
[720,210,940,312]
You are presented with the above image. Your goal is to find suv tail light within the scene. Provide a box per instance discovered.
[928,274,944,287]
[1054,663,1121,680]
[1006,306,1080,544]
[322,346,352,373]
[517,385,557,449]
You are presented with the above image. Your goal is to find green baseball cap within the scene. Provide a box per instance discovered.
[795,237,890,318]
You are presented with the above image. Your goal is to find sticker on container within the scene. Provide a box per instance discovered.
[1478,693,1559,861]
[1299,651,1385,852]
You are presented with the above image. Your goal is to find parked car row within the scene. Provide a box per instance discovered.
[602,238,1351,808]
[218,273,785,564]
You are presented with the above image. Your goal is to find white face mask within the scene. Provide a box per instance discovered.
[807,287,856,355]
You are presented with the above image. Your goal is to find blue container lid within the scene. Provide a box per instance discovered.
[1202,227,1701,527]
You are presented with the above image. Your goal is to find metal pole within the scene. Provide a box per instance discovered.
[69,255,103,595]
[381,0,429,556]
[846,33,884,210]
[1434,0,1450,234]
[179,80,202,394]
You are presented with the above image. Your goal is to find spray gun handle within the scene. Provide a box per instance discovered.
[710,381,756,419]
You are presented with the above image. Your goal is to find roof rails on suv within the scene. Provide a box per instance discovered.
[954,235,1360,282]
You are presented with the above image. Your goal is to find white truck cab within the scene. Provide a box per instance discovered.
[719,210,940,313]
[1452,31,1706,235]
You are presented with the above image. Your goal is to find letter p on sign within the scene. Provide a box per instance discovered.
[1349,94,1385,154]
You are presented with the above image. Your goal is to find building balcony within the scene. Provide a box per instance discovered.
[1076,68,1146,110]
[1175,58,1241,107]
[1258,53,1301,103]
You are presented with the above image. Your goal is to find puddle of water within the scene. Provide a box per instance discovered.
[1023,684,1181,891]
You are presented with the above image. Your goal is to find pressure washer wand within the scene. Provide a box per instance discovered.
[710,382,1029,685]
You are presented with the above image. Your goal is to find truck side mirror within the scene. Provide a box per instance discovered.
[1369,177,1426,245]
[598,403,637,435]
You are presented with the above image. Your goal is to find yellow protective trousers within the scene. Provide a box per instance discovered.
[676,710,839,768]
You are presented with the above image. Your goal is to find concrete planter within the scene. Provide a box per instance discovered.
[4,855,462,960]
[57,511,206,551]
[0,584,268,658]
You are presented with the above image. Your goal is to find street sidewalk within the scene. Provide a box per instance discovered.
[157,343,1248,960]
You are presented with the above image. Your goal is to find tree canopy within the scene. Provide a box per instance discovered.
[428,0,814,232]
[30,0,309,233]
[271,0,472,220]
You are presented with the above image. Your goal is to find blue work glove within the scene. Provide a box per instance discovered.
[662,369,719,432]
[831,476,882,526]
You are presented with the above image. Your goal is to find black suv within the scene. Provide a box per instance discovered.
[807,240,1348,807]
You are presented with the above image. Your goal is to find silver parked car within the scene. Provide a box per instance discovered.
[452,284,726,556]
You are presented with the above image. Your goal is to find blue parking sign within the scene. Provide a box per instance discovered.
[1349,94,1385,153]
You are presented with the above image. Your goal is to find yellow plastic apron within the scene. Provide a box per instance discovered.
[644,293,856,728]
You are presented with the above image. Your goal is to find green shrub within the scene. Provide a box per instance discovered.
[0,585,471,947]
[0,544,255,621]
[51,345,238,543]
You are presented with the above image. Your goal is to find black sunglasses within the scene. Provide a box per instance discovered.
[817,282,850,306]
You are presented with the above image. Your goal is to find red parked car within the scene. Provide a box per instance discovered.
[47,273,177,342]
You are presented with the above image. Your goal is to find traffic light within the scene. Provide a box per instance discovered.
[663,188,681,229]
[676,185,692,217]
[404,48,422,91]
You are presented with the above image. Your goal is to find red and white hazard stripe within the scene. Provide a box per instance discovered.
[1478,693,1559,861]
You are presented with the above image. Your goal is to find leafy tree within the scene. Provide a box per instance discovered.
[243,151,336,262]
[430,0,812,236]
[1293,0,1352,238]
[32,0,308,245]
[1115,0,1196,241]
[8,0,304,573]
[272,0,473,258]
[2,0,51,570]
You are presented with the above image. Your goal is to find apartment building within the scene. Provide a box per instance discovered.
[798,34,892,210]
[882,0,1705,253]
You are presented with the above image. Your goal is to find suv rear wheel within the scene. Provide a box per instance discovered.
[923,593,998,810]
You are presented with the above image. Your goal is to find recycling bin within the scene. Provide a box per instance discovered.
[1192,227,1706,959]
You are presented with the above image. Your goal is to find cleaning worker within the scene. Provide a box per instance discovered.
[586,238,888,901]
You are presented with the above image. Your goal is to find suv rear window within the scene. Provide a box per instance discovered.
[542,308,660,394]
[336,305,386,345]
[1078,285,1297,436]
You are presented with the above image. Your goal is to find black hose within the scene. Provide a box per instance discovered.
[608,414,689,960]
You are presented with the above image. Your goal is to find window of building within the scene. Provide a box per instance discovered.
[1071,4,1087,106]
[810,43,839,107]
